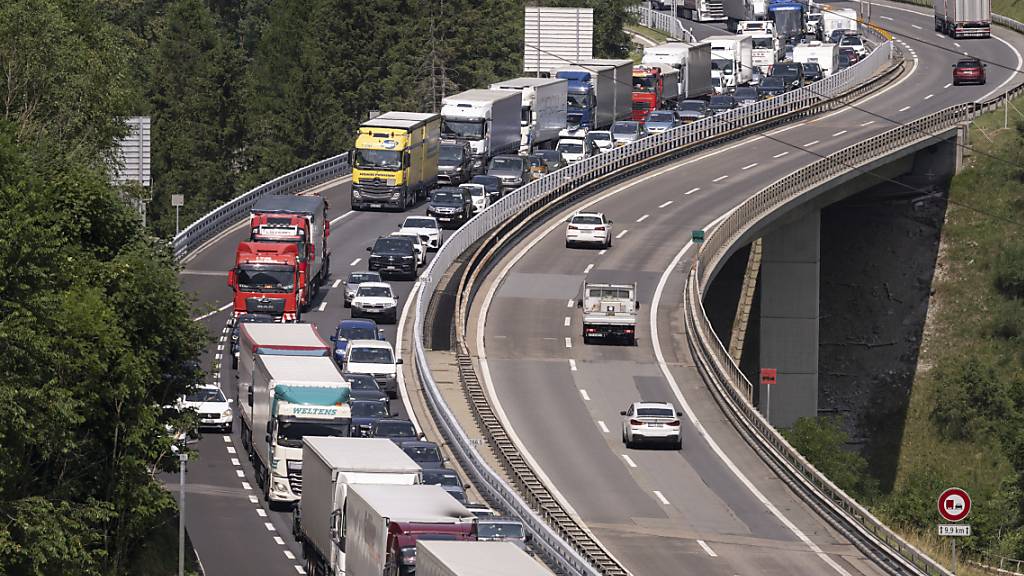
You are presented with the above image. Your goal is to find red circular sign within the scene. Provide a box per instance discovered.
[937,487,971,522]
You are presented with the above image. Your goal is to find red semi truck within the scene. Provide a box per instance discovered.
[250,195,330,313]
[631,66,679,121]
[228,241,302,322]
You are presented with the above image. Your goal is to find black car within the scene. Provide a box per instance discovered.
[470,174,503,203]
[399,440,445,469]
[230,313,275,369]
[366,236,417,280]
[437,142,473,185]
[426,187,473,229]
[708,95,738,115]
[368,418,421,444]
[343,372,390,407]
[770,62,804,89]
[420,468,468,503]
[759,76,787,98]
[801,62,823,83]
[838,53,852,71]
[734,86,760,106]
[349,399,392,437]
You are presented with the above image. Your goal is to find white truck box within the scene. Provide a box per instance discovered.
[417,541,554,576]
[706,34,754,87]
[489,77,568,152]
[641,41,713,99]
[793,42,840,77]
[724,0,768,30]
[748,31,779,70]
[660,68,681,102]
[822,8,858,38]
[441,89,522,171]
[299,438,421,576]
[935,0,991,37]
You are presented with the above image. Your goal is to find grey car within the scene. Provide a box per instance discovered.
[676,100,709,124]
[643,110,680,133]
[477,517,531,550]
[437,142,472,185]
[611,121,647,147]
[486,155,529,193]
[344,270,382,308]
[420,468,468,504]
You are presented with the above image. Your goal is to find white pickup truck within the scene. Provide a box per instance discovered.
[578,281,639,345]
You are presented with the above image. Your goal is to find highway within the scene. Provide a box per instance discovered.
[174,2,1024,574]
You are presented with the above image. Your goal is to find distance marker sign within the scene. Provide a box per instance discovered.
[938,487,971,522]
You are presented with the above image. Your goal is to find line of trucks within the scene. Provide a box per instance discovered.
[233,321,551,576]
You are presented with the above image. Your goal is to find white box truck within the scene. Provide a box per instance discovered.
[935,0,991,38]
[441,89,521,174]
[724,0,768,30]
[578,281,639,346]
[251,355,351,507]
[707,34,754,88]
[794,41,840,77]
[489,77,567,153]
[296,438,422,576]
[345,484,476,576]
[417,541,554,576]
[641,41,714,99]
[749,30,780,70]
[554,58,633,130]
[822,8,858,38]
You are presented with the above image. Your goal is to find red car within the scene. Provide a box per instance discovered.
[952,58,987,85]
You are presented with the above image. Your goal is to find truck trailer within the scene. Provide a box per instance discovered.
[706,34,754,88]
[554,58,633,130]
[641,41,714,99]
[578,281,639,345]
[935,0,991,37]
[724,0,768,30]
[417,541,554,576]
[344,484,476,576]
[441,90,521,174]
[793,41,840,77]
[250,355,350,507]
[821,7,858,39]
[296,438,422,576]
[249,195,330,313]
[229,241,301,322]
[489,77,568,153]
[351,112,441,211]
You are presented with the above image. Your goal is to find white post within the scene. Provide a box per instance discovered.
[179,452,187,576]
[175,205,180,236]
[766,383,771,424]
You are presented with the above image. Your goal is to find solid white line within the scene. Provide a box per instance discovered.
[249,494,258,504]
[659,200,673,208]
[804,140,819,147]
[274,536,285,545]
[236,470,245,478]
[653,490,670,505]
[621,454,637,468]
[349,258,361,266]
[579,389,590,401]
[242,481,252,490]
[832,130,847,137]
[860,120,876,127]
[697,540,719,557]
[598,249,607,255]
[256,508,267,517]
[880,15,893,20]
[332,279,341,288]
[567,299,574,308]
[227,446,236,454]
[223,435,232,443]
[712,175,729,182]
[597,420,609,433]
[329,210,354,226]
[569,359,577,371]
[264,522,276,532]
[924,94,934,100]
[615,230,628,239]
[636,214,650,223]
[564,337,572,349]
[564,316,571,327]
[583,263,594,274]
[981,31,1024,102]
[815,46,920,123]
[193,302,233,322]
[284,551,295,560]
[394,282,422,432]
[685,187,700,195]
[741,163,757,170]
[911,24,922,29]
[231,458,240,466]
[317,302,327,312]
[898,106,910,112]
[773,151,789,158]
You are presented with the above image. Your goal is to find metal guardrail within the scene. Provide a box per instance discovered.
[170,153,350,259]
[631,4,698,43]
[413,34,900,576]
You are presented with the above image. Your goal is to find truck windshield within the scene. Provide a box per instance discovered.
[556,142,583,154]
[438,145,464,163]
[441,119,485,139]
[711,58,734,74]
[348,347,394,364]
[236,265,294,293]
[772,10,802,36]
[632,76,657,91]
[567,94,590,109]
[355,149,402,170]
[588,288,631,299]
[752,37,774,49]
[277,420,350,447]
[520,106,531,125]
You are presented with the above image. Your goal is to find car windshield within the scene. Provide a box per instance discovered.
[441,119,485,139]
[278,420,350,448]
[186,388,225,403]
[803,63,821,75]
[373,420,416,437]
[345,374,380,389]
[469,187,486,198]
[355,149,401,170]
[711,58,733,73]
[356,285,392,298]
[489,157,524,171]
[840,36,862,46]
[647,112,676,123]
[438,145,464,163]
[348,272,380,284]
[478,522,525,539]
[557,142,583,154]
[637,407,676,417]
[422,470,461,486]
[590,131,611,142]
[571,215,603,225]
[762,77,785,89]
[471,176,500,189]
[612,123,638,136]
[403,445,441,462]
[678,101,705,113]
[373,238,411,253]
[710,96,734,108]
[404,217,437,229]
[348,347,394,364]
[352,401,388,418]
[838,55,850,66]
[735,88,758,99]
[432,190,463,205]
[236,265,294,293]
[339,326,377,342]
[536,150,560,162]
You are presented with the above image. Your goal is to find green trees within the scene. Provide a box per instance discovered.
[783,416,878,501]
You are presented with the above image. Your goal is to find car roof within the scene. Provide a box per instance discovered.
[573,211,604,218]
[194,384,223,391]
[391,231,423,241]
[957,58,982,64]
[357,281,392,290]
[348,339,393,350]
[338,318,378,328]
[478,516,520,524]
[633,401,676,409]
[400,440,439,449]
[403,215,437,223]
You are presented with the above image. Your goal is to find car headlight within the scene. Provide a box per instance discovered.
[383,302,396,308]
[352,190,362,198]
[222,408,232,418]
[401,255,413,260]
[390,192,401,200]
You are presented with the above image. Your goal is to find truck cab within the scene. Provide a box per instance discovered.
[352,112,441,212]
[631,66,664,122]
[578,281,640,345]
[249,195,329,314]
[554,70,595,130]
[229,241,301,322]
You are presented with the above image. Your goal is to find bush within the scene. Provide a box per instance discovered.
[784,416,878,501]
[994,240,1024,300]
[930,356,1011,442]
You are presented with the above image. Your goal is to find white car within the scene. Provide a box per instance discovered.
[621,401,682,449]
[398,216,442,250]
[589,130,614,153]
[351,281,399,324]
[460,183,489,214]
[343,339,402,399]
[565,211,612,248]
[390,231,426,267]
[180,385,233,433]
[839,34,868,58]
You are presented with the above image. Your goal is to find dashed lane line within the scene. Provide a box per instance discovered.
[567,299,574,308]
[564,337,572,349]
[192,302,233,322]
[256,508,267,518]
[332,279,341,288]
[564,316,571,327]
[898,105,911,112]
[615,229,628,239]
[569,359,577,371]
[712,175,729,182]
[274,536,286,546]
[659,200,673,208]
[804,140,819,147]
[264,523,275,532]
[579,389,591,401]
[741,163,757,170]
[242,481,252,490]
[318,301,327,312]
[698,540,719,558]
[773,151,789,158]
[597,421,609,433]
[231,458,240,466]
[924,94,933,100]
[349,258,361,266]
[860,120,876,127]
[636,214,650,223]
[584,263,594,274]
[832,130,847,137]
[653,490,670,505]
[622,454,638,468]
[685,187,700,195]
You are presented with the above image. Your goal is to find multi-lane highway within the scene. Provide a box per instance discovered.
[176,2,1023,574]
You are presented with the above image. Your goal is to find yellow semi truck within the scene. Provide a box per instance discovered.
[351,111,441,211]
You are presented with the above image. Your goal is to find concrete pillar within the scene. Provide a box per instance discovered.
[759,208,819,428]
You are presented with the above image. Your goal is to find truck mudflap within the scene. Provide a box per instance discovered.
[583,323,637,344]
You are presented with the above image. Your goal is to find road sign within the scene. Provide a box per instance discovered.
[760,368,777,385]
[691,229,705,243]
[938,524,971,537]
[938,487,971,522]
[171,194,184,207]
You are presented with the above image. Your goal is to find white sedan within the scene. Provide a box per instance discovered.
[621,401,682,449]
[399,215,443,251]
[351,282,399,324]
[565,211,612,249]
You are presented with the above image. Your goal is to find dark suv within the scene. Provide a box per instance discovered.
[437,142,473,185]
[426,187,473,229]
[770,62,804,89]
[366,236,417,279]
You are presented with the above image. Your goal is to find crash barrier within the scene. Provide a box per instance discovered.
[413,33,903,576]
[631,4,698,43]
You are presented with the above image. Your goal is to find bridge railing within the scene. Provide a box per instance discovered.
[631,4,698,43]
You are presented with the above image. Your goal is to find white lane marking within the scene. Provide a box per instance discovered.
[317,301,327,312]
[564,316,571,327]
[214,353,222,361]
[242,482,252,490]
[880,15,893,20]
[329,209,355,226]
[814,48,919,122]
[741,163,757,170]
[294,566,306,575]
[580,389,590,401]
[954,42,961,48]
[569,359,577,371]
[222,435,231,443]
[332,279,341,288]
[394,282,422,432]
[804,140,819,147]
[249,494,258,504]
[924,94,934,100]
[622,454,638,468]
[231,458,240,466]
[766,122,805,136]
[773,151,789,158]
[192,302,233,322]
[256,508,267,517]
[598,249,607,255]
[583,263,594,274]
[898,106,910,112]
[615,229,628,239]
[860,120,876,127]
[274,536,285,545]
[564,337,572,349]
[264,522,276,532]
[597,420,609,433]
[236,470,245,478]
[227,446,236,454]
[284,551,295,560]
[698,540,719,557]
[567,299,574,308]
[685,187,700,195]
[832,130,847,137]
[651,213,854,576]
[636,214,650,223]
[911,23,922,29]
[653,490,670,505]
[659,200,673,208]
[712,175,729,182]
[216,344,224,351]
[349,258,361,266]
[981,32,1024,102]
